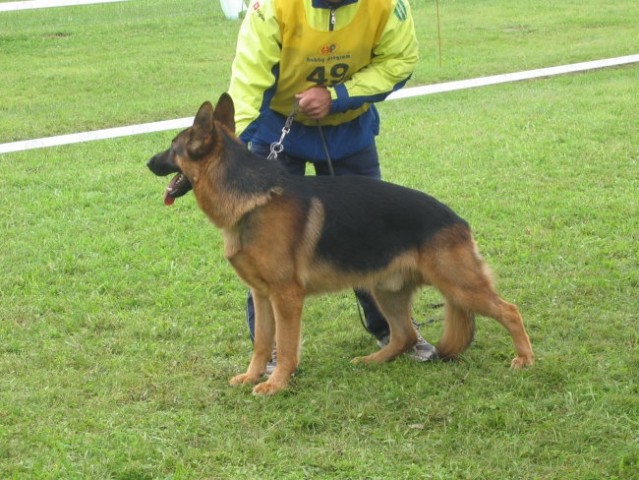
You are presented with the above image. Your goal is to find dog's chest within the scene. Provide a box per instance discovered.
[222,229,242,259]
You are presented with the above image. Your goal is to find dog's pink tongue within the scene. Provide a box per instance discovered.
[164,193,175,206]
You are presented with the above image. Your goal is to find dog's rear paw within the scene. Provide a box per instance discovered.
[351,351,387,364]
[510,355,534,369]
[350,356,366,365]
[229,373,260,386]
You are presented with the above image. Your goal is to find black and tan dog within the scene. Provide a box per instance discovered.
[147,93,534,395]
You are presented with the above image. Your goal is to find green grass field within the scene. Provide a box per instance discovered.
[1,1,638,479]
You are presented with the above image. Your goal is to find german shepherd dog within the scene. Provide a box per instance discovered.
[147,93,534,395]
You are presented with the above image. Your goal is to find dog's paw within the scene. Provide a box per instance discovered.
[229,373,260,386]
[351,352,385,364]
[510,355,534,369]
[252,380,286,396]
[351,355,375,365]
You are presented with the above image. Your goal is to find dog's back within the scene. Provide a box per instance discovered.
[281,174,469,272]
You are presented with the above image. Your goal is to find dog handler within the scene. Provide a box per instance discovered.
[228,0,437,368]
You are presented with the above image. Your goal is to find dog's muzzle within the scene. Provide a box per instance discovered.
[147,151,193,206]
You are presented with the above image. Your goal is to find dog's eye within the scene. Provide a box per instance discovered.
[173,144,188,159]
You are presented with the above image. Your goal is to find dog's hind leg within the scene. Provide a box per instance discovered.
[253,284,304,395]
[229,289,275,387]
[352,286,418,364]
[473,296,534,368]
[448,291,534,369]
[429,243,534,368]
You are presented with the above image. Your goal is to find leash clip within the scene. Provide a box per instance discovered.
[267,103,298,161]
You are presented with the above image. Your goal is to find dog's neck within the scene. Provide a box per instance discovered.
[192,130,283,230]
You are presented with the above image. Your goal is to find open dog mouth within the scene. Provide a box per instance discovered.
[164,173,192,206]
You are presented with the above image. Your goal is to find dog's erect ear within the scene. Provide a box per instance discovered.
[193,101,214,133]
[188,101,215,158]
[213,93,236,133]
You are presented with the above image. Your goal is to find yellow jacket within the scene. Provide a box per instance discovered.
[228,0,418,161]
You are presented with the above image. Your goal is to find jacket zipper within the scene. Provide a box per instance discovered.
[329,7,336,31]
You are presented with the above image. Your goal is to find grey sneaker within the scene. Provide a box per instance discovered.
[376,324,438,362]
[265,350,277,376]
[264,350,298,377]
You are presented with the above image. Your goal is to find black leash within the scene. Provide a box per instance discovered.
[316,121,335,176]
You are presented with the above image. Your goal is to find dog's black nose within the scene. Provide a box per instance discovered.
[146,156,158,175]
[147,150,177,176]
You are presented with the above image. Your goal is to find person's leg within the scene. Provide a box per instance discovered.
[354,289,390,340]
[246,290,257,342]
[313,142,381,179]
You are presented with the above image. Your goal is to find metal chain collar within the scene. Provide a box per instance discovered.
[267,103,298,161]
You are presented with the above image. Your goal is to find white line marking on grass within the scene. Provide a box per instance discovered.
[388,54,639,100]
[1,54,637,154]
[0,118,193,155]
[0,0,127,11]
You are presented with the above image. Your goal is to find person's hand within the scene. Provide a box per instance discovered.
[295,86,331,119]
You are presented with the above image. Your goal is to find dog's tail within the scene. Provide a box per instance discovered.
[436,302,475,360]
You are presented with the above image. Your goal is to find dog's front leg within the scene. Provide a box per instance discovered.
[253,285,304,395]
[229,289,275,387]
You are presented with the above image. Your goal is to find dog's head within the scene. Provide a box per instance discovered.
[147,93,236,205]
